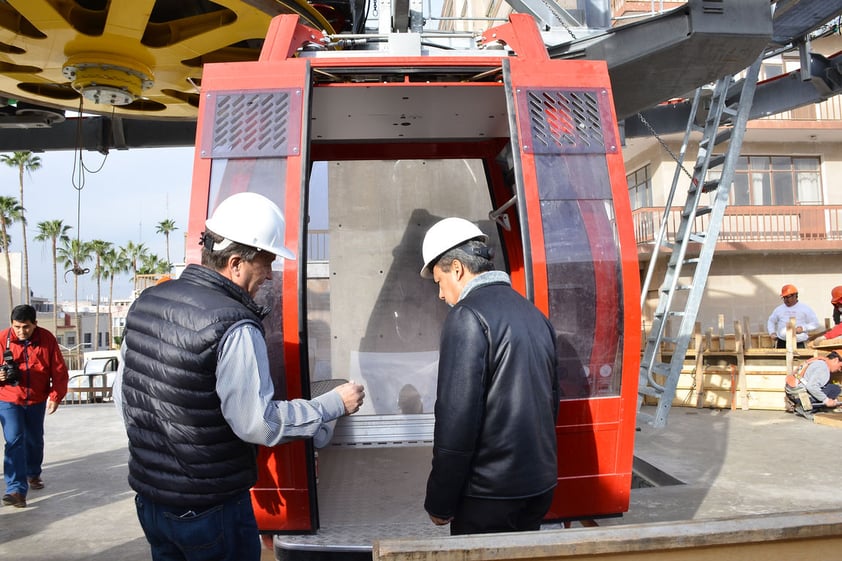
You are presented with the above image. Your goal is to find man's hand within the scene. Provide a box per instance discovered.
[334,381,365,415]
[824,397,838,408]
[429,514,453,526]
[46,399,60,415]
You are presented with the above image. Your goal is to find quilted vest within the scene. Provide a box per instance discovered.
[121,264,267,507]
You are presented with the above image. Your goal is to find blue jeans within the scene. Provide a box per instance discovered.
[135,491,261,561]
[0,400,46,495]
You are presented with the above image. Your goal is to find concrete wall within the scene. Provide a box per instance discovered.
[0,252,23,326]
[643,253,838,336]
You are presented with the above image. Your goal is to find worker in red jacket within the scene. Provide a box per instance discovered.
[809,287,842,345]
[0,304,68,508]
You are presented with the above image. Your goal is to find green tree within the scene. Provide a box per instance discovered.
[138,253,169,275]
[101,248,129,347]
[0,196,22,313]
[120,241,148,294]
[34,220,71,333]
[89,239,113,351]
[155,218,178,271]
[1,152,42,304]
[58,238,92,360]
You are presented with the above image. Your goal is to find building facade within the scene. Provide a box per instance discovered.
[627,32,842,334]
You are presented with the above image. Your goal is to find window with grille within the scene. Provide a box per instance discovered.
[626,164,652,210]
[730,156,822,205]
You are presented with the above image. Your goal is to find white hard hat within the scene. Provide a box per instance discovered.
[420,217,487,278]
[204,192,295,259]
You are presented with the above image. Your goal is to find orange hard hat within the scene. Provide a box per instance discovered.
[832,285,842,305]
[780,284,798,297]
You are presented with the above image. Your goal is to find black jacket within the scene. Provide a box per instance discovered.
[424,279,559,518]
[121,264,267,507]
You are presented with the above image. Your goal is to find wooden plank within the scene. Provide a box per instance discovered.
[692,331,704,408]
[673,389,785,410]
[813,412,842,428]
[374,510,842,561]
[735,320,748,410]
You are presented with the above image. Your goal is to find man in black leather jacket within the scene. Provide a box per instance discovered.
[420,217,559,535]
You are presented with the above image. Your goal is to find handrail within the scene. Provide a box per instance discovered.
[633,204,842,247]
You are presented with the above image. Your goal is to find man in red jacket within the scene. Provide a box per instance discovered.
[0,304,68,508]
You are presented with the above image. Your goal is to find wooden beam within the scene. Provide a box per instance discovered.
[374,511,842,561]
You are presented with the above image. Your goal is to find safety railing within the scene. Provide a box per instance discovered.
[633,204,842,250]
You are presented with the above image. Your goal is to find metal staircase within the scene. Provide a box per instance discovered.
[637,56,763,428]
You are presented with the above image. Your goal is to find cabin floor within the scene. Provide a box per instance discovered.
[275,445,448,558]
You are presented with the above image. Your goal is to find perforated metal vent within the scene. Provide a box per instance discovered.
[206,90,301,159]
[522,89,607,155]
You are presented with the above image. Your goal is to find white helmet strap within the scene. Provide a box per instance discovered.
[200,231,235,252]
[211,237,235,252]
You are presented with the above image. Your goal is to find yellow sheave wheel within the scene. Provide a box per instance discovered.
[0,0,336,120]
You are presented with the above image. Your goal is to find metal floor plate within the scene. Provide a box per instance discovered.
[275,444,449,552]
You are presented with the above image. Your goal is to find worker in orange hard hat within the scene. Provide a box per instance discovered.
[767,284,820,349]
[780,284,798,298]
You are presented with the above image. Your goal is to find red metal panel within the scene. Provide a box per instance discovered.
[506,55,640,520]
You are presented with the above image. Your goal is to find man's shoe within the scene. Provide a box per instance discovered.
[27,477,43,490]
[2,492,26,508]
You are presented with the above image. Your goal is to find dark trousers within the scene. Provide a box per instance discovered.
[134,491,260,561]
[775,338,805,349]
[450,488,555,535]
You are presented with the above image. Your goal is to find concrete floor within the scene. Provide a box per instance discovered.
[0,402,838,560]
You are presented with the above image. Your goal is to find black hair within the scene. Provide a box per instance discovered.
[10,304,36,324]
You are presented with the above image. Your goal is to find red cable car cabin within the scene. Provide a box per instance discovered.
[186,13,640,555]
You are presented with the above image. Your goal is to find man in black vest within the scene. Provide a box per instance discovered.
[116,192,364,561]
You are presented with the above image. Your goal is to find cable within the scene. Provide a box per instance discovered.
[66,97,93,281]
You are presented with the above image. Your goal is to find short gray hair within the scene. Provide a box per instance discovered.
[200,229,261,270]
[435,240,495,275]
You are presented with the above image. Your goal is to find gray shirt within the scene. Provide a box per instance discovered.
[114,322,345,447]
[799,359,833,402]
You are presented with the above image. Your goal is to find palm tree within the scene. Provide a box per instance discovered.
[155,219,178,271]
[58,238,92,360]
[34,220,71,333]
[138,253,170,275]
[101,248,129,347]
[1,152,42,304]
[120,241,148,293]
[89,239,113,351]
[0,196,23,312]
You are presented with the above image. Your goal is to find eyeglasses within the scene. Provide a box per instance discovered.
[782,294,797,300]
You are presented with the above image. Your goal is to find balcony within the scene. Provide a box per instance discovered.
[633,204,842,257]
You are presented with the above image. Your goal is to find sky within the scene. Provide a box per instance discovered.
[0,146,194,303]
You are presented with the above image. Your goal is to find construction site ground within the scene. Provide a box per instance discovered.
[1,402,840,561]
